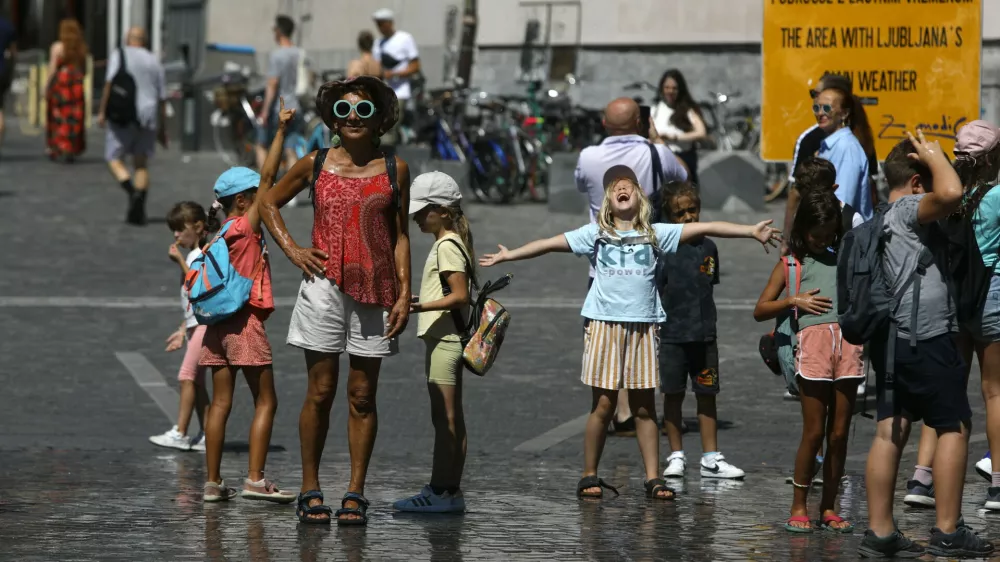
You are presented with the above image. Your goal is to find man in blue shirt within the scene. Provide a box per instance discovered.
[0,16,17,159]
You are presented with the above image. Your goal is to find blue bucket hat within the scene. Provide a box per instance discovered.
[214,167,261,199]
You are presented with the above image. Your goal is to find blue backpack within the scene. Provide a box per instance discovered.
[184,219,266,324]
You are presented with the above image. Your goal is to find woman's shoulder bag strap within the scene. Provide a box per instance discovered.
[308,148,329,201]
[383,149,401,209]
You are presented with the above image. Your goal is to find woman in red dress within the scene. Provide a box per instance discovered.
[45,19,87,162]
[260,76,411,526]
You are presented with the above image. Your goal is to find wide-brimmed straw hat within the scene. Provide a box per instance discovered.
[316,76,400,137]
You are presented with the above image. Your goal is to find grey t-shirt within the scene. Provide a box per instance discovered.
[106,46,166,130]
[881,194,956,339]
[267,47,301,113]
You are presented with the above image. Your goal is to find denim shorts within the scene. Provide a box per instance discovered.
[968,275,1000,343]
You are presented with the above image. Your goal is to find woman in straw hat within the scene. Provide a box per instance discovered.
[260,76,411,526]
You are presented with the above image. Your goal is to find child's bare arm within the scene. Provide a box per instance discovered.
[681,220,781,252]
[753,259,834,321]
[248,97,294,233]
[479,234,571,266]
[753,261,791,322]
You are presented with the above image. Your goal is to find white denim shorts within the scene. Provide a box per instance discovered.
[287,276,399,357]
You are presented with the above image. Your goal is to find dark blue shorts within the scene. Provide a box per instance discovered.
[872,333,970,431]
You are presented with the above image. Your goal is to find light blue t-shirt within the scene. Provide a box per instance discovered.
[564,223,684,323]
[973,187,1000,274]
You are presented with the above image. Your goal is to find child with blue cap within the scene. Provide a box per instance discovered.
[200,99,296,504]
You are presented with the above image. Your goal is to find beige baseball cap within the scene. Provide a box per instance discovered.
[409,171,463,214]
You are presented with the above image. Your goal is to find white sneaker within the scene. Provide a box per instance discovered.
[783,390,800,402]
[976,454,992,482]
[393,485,466,513]
[700,453,745,480]
[189,432,206,452]
[149,426,191,451]
[663,452,687,478]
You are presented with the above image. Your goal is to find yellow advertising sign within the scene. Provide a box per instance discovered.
[761,0,982,162]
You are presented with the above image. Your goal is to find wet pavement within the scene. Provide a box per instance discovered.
[3,129,1000,560]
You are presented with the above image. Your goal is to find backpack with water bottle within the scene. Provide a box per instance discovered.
[184,218,266,324]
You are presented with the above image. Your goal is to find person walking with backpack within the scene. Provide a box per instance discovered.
[197,101,297,504]
[754,189,863,534]
[391,172,475,513]
[854,132,993,559]
[98,27,167,226]
[259,77,412,526]
[479,164,780,501]
[657,181,745,482]
[148,202,212,452]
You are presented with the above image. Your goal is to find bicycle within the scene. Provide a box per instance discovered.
[427,85,517,203]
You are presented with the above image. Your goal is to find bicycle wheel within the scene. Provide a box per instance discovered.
[470,137,516,203]
[520,137,549,202]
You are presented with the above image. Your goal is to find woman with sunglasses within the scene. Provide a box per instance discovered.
[813,82,877,222]
[781,75,877,254]
[260,76,412,526]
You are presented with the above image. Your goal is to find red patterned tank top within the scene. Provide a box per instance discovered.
[312,170,398,308]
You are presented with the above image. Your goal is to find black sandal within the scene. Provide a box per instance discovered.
[644,478,675,501]
[296,490,333,524]
[576,476,619,499]
[335,492,370,526]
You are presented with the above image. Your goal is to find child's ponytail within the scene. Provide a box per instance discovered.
[447,204,479,290]
[206,199,226,234]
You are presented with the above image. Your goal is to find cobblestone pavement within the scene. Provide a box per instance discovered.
[3,130,1000,560]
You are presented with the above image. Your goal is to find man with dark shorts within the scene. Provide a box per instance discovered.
[98,27,167,226]
[858,135,993,559]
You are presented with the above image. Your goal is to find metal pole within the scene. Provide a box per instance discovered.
[455,0,477,86]
[108,0,119,53]
[121,0,131,39]
[152,0,163,56]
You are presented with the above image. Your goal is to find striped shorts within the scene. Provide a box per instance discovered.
[581,320,659,390]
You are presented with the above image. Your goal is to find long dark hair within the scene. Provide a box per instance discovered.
[788,189,843,261]
[824,86,877,169]
[166,201,210,245]
[955,146,1000,216]
[656,69,701,132]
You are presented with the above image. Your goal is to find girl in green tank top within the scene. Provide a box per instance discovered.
[753,189,864,534]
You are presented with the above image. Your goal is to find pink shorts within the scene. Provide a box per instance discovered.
[200,307,273,367]
[178,325,207,383]
[795,323,864,382]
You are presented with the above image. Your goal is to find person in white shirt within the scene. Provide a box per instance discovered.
[372,8,420,143]
[149,202,211,452]
[649,69,708,186]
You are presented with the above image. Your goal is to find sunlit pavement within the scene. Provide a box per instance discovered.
[3,129,999,560]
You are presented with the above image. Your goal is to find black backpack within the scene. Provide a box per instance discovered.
[106,46,137,126]
[647,142,666,223]
[838,202,934,407]
[940,209,992,331]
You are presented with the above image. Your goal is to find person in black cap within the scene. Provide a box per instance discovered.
[260,76,410,526]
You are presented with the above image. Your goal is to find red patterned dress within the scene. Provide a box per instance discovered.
[312,169,398,308]
[46,60,87,158]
